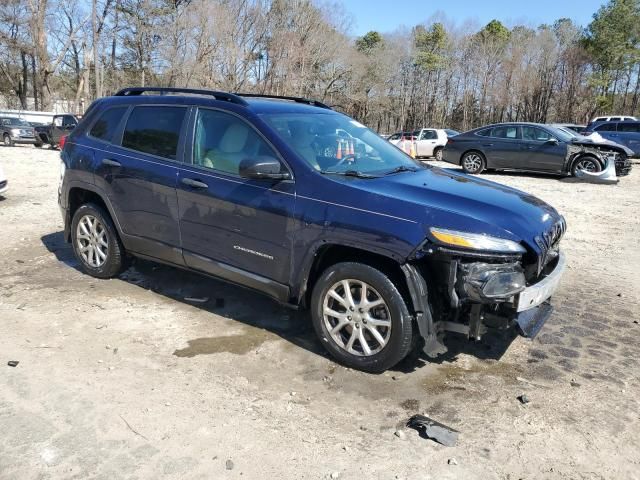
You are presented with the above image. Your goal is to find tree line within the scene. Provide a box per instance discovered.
[1,0,639,133]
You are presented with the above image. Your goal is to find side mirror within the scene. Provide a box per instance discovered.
[547,138,559,144]
[239,155,290,180]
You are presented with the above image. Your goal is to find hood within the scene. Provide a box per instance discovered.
[344,167,563,252]
[570,137,635,156]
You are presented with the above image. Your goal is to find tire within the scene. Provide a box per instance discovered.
[35,142,43,148]
[461,151,485,174]
[3,134,13,147]
[71,203,127,279]
[572,155,602,176]
[434,147,443,161]
[310,262,414,373]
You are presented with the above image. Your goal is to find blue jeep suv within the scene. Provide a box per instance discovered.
[58,87,567,372]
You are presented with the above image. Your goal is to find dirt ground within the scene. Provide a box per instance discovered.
[1,146,639,480]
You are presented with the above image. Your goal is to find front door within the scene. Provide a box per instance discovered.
[95,104,188,264]
[518,126,566,171]
[176,108,296,295]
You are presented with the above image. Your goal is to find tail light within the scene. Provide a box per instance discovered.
[447,138,454,145]
[59,135,67,149]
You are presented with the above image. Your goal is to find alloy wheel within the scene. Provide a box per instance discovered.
[3,135,10,146]
[463,153,482,172]
[575,159,598,173]
[76,214,109,268]
[322,279,392,356]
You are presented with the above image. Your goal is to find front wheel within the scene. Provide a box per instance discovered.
[572,156,602,176]
[71,203,127,278]
[461,151,485,174]
[310,262,414,373]
[3,134,13,147]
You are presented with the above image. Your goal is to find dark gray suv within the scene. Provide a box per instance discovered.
[1,117,38,146]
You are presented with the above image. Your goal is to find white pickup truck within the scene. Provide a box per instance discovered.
[388,128,458,160]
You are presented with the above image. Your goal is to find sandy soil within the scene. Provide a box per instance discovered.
[1,146,639,480]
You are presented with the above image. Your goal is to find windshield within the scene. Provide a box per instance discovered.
[260,112,423,176]
[1,118,30,127]
[547,126,576,142]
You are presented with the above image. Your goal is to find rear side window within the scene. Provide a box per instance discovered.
[89,107,128,143]
[618,123,640,132]
[476,128,491,137]
[491,126,518,139]
[420,130,437,140]
[594,117,607,122]
[595,123,616,132]
[122,106,187,160]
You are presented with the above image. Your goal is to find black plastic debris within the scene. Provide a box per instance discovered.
[407,415,459,447]
[517,394,530,404]
[7,361,19,367]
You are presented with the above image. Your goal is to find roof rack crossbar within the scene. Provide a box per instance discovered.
[114,87,249,106]
[235,93,331,110]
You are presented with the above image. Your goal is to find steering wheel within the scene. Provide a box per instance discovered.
[333,153,356,167]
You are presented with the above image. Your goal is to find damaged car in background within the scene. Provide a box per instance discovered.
[443,122,633,177]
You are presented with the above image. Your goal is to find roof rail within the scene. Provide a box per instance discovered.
[114,87,249,106]
[235,93,332,110]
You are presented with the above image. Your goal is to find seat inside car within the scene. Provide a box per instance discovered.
[201,122,257,175]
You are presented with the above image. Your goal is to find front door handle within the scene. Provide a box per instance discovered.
[482,143,493,147]
[181,178,209,189]
[102,158,121,167]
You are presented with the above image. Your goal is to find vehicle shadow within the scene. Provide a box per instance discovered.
[42,231,519,374]
[41,231,324,357]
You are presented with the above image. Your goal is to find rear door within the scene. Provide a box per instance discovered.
[176,107,296,292]
[94,104,188,265]
[484,125,520,168]
[518,126,566,171]
[416,129,438,156]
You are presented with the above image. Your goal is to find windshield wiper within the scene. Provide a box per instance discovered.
[321,169,378,179]
[384,165,419,175]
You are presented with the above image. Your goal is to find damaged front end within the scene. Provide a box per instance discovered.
[402,220,567,358]
[568,141,633,177]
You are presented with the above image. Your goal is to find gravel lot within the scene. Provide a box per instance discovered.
[1,146,639,480]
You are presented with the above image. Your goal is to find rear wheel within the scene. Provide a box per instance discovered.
[461,151,485,174]
[71,203,126,278]
[572,155,602,176]
[434,147,443,161]
[310,262,414,373]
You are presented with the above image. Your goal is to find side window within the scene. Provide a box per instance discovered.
[193,109,281,176]
[89,107,128,143]
[595,123,616,132]
[594,117,607,122]
[491,126,518,139]
[54,117,63,127]
[618,123,640,132]
[122,106,186,160]
[421,130,437,140]
[389,133,400,140]
[63,115,77,127]
[521,126,552,141]
[476,128,491,137]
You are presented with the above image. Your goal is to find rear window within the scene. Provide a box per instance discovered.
[89,107,128,143]
[617,123,640,133]
[122,106,187,160]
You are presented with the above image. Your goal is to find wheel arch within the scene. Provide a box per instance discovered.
[297,243,413,311]
[569,152,604,174]
[460,149,487,166]
[65,185,123,243]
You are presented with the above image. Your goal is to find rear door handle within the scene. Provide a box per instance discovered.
[102,158,121,167]
[181,178,209,189]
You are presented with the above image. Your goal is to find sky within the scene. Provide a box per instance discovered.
[341,0,606,35]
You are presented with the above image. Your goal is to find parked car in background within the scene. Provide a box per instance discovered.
[550,123,586,134]
[58,87,568,372]
[1,117,38,147]
[582,121,640,157]
[389,128,451,160]
[590,115,637,123]
[443,122,632,176]
[0,163,7,196]
[35,114,79,148]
